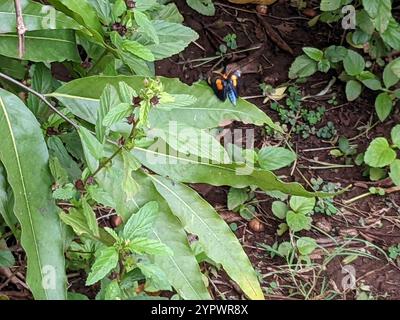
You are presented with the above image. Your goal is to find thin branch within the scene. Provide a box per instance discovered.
[0,71,79,129]
[14,0,27,59]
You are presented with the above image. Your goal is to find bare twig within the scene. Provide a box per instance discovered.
[0,72,79,129]
[14,0,27,59]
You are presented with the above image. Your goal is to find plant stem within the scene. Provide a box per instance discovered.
[14,0,26,59]
[342,192,371,205]
[90,146,123,179]
[0,72,79,129]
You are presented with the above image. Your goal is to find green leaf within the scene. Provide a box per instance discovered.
[50,0,103,35]
[286,211,312,232]
[78,126,103,166]
[296,237,317,255]
[391,59,400,78]
[389,159,400,186]
[375,92,393,122]
[60,207,99,238]
[361,79,382,91]
[102,103,132,127]
[362,0,391,33]
[318,59,331,73]
[364,137,396,168]
[145,20,199,60]
[391,125,400,148]
[50,75,277,130]
[81,198,100,237]
[0,164,17,232]
[320,0,341,11]
[383,58,400,89]
[122,40,155,62]
[122,149,140,202]
[151,175,264,300]
[52,183,76,200]
[137,262,172,292]
[303,47,323,61]
[345,80,362,101]
[114,170,211,299]
[0,245,15,268]
[88,0,112,25]
[104,279,122,300]
[0,0,83,33]
[0,56,27,80]
[122,201,159,240]
[325,45,347,63]
[227,188,248,211]
[381,18,400,50]
[258,147,296,171]
[128,237,173,256]
[133,147,330,198]
[134,10,159,44]
[0,30,80,62]
[343,50,365,76]
[290,196,315,215]
[0,89,66,299]
[357,10,375,35]
[186,0,215,16]
[288,55,317,79]
[86,246,119,286]
[96,84,120,143]
[271,201,288,220]
[153,126,231,164]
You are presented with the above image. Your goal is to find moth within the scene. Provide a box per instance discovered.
[208,68,241,106]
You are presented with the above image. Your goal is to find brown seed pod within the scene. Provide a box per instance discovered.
[256,5,268,15]
[302,8,317,18]
[248,219,265,232]
[111,215,123,228]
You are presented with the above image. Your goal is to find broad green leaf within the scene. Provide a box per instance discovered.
[137,262,172,292]
[133,147,330,198]
[271,201,288,220]
[258,147,296,171]
[290,196,315,215]
[364,137,396,168]
[288,54,317,79]
[104,279,122,300]
[50,75,277,130]
[357,10,375,35]
[375,92,393,122]
[303,47,323,61]
[325,45,347,63]
[145,20,199,60]
[27,63,54,120]
[0,30,80,62]
[128,237,173,256]
[60,208,96,238]
[86,246,119,285]
[320,0,341,11]
[343,50,365,76]
[81,198,100,237]
[47,136,81,181]
[0,242,15,267]
[151,175,264,300]
[381,18,400,50]
[383,58,400,89]
[0,56,27,80]
[154,3,184,23]
[48,156,69,185]
[135,10,159,44]
[361,79,382,91]
[78,126,103,162]
[152,126,231,164]
[122,201,159,240]
[296,237,317,255]
[286,211,312,232]
[122,150,140,202]
[96,84,119,143]
[0,89,66,299]
[49,0,103,35]
[0,0,82,33]
[362,0,391,33]
[345,80,362,101]
[122,40,155,62]
[391,59,400,78]
[227,188,248,211]
[0,164,17,232]
[88,0,112,25]
[102,103,133,126]
[117,170,211,299]
[391,125,400,148]
[186,0,215,16]
[390,160,400,186]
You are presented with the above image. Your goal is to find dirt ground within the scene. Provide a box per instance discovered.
[155,0,400,300]
[1,0,400,300]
